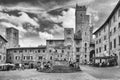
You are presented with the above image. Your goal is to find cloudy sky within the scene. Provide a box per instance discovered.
[0,0,119,47]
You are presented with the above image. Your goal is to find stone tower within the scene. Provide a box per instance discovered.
[75,4,91,64]
[64,28,75,62]
[6,27,19,48]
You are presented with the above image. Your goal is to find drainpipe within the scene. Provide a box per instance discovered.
[108,23,110,56]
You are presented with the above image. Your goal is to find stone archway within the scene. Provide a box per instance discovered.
[90,50,95,62]
[29,63,34,69]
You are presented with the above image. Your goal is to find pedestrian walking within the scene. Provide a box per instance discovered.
[41,63,44,70]
[19,64,22,70]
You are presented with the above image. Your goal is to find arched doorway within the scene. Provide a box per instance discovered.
[90,50,95,63]
[30,63,34,69]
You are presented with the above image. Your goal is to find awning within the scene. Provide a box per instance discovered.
[0,64,6,66]
[7,63,15,66]
[0,63,15,66]
[92,56,117,59]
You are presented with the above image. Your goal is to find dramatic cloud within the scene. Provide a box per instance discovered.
[0,0,119,47]
[59,8,75,29]
[0,0,95,12]
[0,22,26,32]
[49,24,64,39]
[0,11,39,27]
[89,0,119,28]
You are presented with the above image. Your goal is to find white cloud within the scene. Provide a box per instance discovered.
[18,12,39,27]
[50,25,64,34]
[0,22,16,28]
[94,15,99,21]
[0,11,39,28]
[87,8,99,22]
[20,38,46,47]
[59,8,75,29]
[39,32,54,39]
[1,3,45,14]
[0,22,27,32]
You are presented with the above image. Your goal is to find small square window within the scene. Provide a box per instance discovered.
[19,50,23,53]
[39,56,42,60]
[38,50,40,53]
[99,47,101,53]
[49,41,53,44]
[114,27,116,33]
[0,55,1,60]
[49,50,52,53]
[104,35,106,40]
[43,50,45,53]
[119,23,120,28]
[99,39,101,43]
[25,50,27,52]
[76,48,80,52]
[24,56,26,60]
[104,45,107,51]
[118,9,120,17]
[62,50,64,53]
[14,50,17,53]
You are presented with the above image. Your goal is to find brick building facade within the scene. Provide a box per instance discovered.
[6,46,46,68]
[0,35,7,64]
[93,0,120,65]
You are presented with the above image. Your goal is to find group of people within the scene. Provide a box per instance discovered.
[93,59,118,67]
[36,61,53,71]
[15,64,25,70]
[69,62,80,69]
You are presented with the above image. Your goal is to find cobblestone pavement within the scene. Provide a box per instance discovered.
[0,69,97,80]
[1,66,120,80]
[80,65,120,80]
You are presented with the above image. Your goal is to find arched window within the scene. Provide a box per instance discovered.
[85,43,87,47]
[9,56,11,60]
[80,14,83,17]
[50,56,52,60]
[85,32,87,35]
[0,55,1,60]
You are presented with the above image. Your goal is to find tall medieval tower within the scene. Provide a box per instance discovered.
[75,4,91,64]
[6,27,19,48]
[64,28,75,62]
